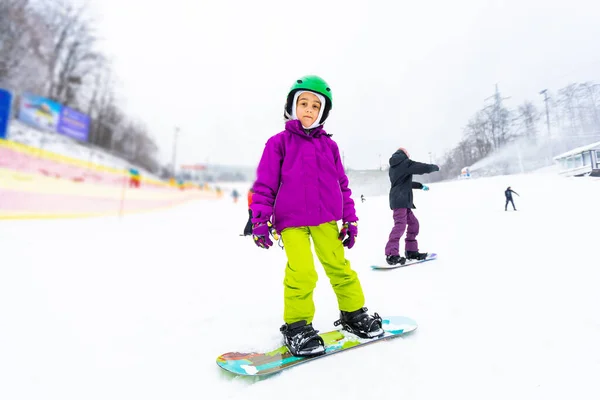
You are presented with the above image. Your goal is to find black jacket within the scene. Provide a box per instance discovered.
[388,150,438,209]
[505,189,518,199]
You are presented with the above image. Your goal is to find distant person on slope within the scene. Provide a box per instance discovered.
[251,75,384,358]
[384,147,439,266]
[505,186,519,211]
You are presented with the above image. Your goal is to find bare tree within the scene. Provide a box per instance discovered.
[516,101,540,139]
[0,0,48,92]
[109,119,160,173]
[453,139,474,168]
[0,0,28,82]
[557,83,583,135]
[86,66,108,122]
[87,66,119,147]
[129,123,160,173]
[436,151,459,181]
[28,0,102,108]
[482,104,512,149]
[94,102,124,150]
[578,82,600,133]
[464,111,493,159]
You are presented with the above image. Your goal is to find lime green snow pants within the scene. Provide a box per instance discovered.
[281,221,365,324]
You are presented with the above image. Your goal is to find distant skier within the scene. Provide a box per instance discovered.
[385,147,439,266]
[128,167,141,188]
[232,188,240,203]
[243,188,254,236]
[505,186,519,211]
[360,194,366,203]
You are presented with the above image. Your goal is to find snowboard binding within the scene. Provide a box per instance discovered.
[386,255,406,265]
[334,307,384,339]
[280,320,325,357]
[405,251,428,261]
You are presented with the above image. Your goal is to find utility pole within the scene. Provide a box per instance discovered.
[539,89,551,137]
[378,153,382,170]
[429,151,432,164]
[171,126,180,178]
[539,89,553,164]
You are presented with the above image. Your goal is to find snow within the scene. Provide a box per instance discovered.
[6,119,160,179]
[1,171,599,400]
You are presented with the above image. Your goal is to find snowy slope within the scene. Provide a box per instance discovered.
[6,120,159,178]
[0,171,599,400]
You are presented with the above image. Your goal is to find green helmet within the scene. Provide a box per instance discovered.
[284,75,333,125]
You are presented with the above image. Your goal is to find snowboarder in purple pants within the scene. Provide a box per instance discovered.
[385,148,439,266]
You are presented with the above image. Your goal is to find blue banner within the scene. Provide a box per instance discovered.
[18,92,62,132]
[57,106,90,141]
[17,92,90,141]
[0,89,12,139]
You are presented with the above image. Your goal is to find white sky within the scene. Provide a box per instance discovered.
[87,0,600,170]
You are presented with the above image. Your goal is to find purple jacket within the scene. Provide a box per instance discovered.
[251,119,357,233]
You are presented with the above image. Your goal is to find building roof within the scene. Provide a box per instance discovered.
[553,140,600,160]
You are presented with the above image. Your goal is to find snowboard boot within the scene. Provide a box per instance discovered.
[405,250,428,261]
[280,320,325,357]
[334,307,384,339]
[386,255,406,265]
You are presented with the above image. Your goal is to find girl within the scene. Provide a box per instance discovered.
[250,75,383,357]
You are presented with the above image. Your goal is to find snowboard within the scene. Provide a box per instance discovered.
[371,253,437,270]
[216,316,417,376]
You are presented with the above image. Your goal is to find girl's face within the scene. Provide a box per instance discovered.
[295,92,321,128]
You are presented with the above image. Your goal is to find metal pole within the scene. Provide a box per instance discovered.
[119,167,127,219]
[172,127,180,178]
[539,89,553,164]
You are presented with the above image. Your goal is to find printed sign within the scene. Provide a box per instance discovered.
[18,92,62,132]
[57,106,90,141]
[18,92,90,141]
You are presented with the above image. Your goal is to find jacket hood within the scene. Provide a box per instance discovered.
[389,149,408,167]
